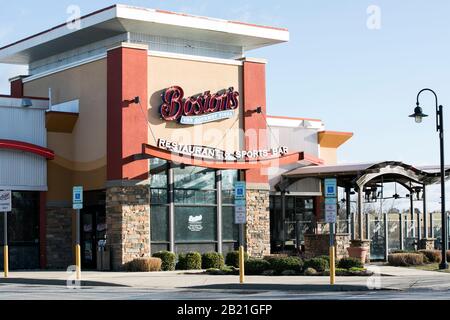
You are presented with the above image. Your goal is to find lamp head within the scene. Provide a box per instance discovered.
[409,103,428,123]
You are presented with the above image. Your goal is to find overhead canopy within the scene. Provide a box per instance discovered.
[280,161,450,190]
[0,4,289,65]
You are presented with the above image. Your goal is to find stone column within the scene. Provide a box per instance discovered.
[106,184,150,270]
[46,206,73,269]
[246,186,270,258]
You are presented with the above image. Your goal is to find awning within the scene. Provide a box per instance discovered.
[137,143,323,170]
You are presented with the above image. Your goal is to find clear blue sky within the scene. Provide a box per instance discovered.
[1,0,450,167]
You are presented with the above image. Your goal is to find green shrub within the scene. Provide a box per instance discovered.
[388,253,424,266]
[152,251,176,271]
[225,251,249,268]
[418,250,442,264]
[304,267,317,276]
[266,256,303,274]
[176,252,202,270]
[303,257,329,272]
[202,252,224,269]
[337,257,364,269]
[206,266,237,275]
[244,259,271,275]
[124,257,162,272]
[317,255,331,264]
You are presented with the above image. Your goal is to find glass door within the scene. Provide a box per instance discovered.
[81,205,106,269]
[369,214,386,260]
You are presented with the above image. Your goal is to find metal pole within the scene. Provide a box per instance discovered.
[75,209,81,280]
[410,191,415,248]
[345,187,351,234]
[216,170,222,254]
[430,211,434,238]
[281,191,286,252]
[358,188,364,239]
[3,212,8,278]
[399,213,404,251]
[384,211,389,261]
[438,105,448,269]
[329,221,335,285]
[168,165,175,253]
[423,184,428,239]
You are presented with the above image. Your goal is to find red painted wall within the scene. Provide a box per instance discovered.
[243,61,268,184]
[107,46,149,181]
[10,78,23,98]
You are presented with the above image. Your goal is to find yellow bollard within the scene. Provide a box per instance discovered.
[75,244,81,280]
[3,245,8,278]
[329,246,335,285]
[239,246,245,284]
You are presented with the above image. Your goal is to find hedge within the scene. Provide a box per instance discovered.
[337,257,364,269]
[123,258,162,272]
[225,251,249,268]
[152,251,176,271]
[266,256,303,274]
[388,253,424,266]
[244,259,271,275]
[202,252,224,269]
[176,252,202,270]
[303,257,329,272]
[418,250,442,264]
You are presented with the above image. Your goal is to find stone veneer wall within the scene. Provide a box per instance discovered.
[304,233,351,260]
[246,189,270,258]
[106,185,150,270]
[46,207,73,269]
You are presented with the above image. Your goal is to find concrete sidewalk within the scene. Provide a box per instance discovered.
[0,265,449,299]
[0,264,448,291]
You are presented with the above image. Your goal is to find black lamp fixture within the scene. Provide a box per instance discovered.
[409,104,428,123]
[409,88,448,270]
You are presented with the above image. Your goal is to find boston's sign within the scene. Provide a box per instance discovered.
[160,86,239,124]
[158,139,288,161]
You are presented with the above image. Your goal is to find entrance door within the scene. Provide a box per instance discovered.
[369,214,386,260]
[81,205,106,269]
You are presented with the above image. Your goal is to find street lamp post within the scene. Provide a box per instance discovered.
[409,88,448,269]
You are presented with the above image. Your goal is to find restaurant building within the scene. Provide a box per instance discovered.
[2,5,444,271]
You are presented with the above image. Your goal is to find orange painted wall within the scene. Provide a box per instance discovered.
[243,61,268,185]
[107,46,149,181]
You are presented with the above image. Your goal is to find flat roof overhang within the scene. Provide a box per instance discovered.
[280,161,450,189]
[0,4,289,65]
[318,131,353,148]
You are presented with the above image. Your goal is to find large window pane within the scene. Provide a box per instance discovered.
[175,206,216,241]
[222,170,238,204]
[151,189,168,204]
[0,192,39,244]
[222,206,239,241]
[151,205,169,242]
[150,158,167,188]
[174,190,215,204]
[174,166,215,190]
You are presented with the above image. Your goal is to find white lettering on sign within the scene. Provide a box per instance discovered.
[158,139,289,161]
[0,190,12,212]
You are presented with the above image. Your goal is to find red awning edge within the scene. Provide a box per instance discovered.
[141,143,323,170]
[0,139,55,160]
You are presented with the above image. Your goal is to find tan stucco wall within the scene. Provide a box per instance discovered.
[147,56,243,152]
[24,59,107,201]
[320,146,337,165]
